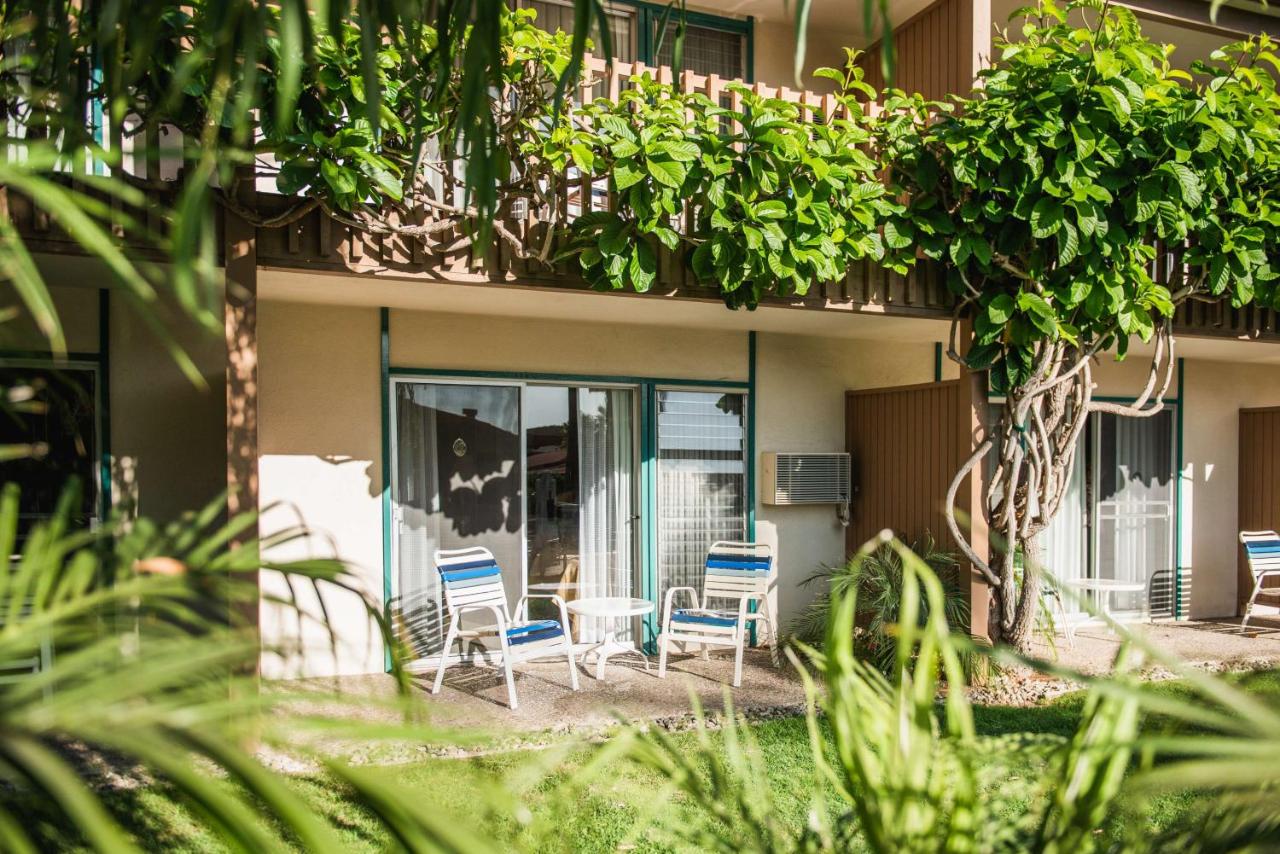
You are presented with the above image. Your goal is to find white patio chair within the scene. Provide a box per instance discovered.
[430,547,578,710]
[1239,530,1280,629]
[657,541,778,688]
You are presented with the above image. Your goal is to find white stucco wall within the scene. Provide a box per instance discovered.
[257,301,385,678]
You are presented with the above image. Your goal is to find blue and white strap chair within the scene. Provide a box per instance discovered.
[430,547,578,710]
[1239,531,1280,629]
[657,541,778,688]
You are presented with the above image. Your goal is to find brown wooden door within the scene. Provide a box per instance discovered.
[845,381,961,557]
[1238,407,1280,612]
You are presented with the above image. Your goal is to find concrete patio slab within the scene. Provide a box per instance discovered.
[280,618,1280,751]
[1032,614,1280,675]
[298,648,807,740]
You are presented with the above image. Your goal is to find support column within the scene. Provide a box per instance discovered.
[955,321,991,642]
[225,198,259,578]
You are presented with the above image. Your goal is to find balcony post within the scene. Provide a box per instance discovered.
[225,170,259,633]
[954,319,992,642]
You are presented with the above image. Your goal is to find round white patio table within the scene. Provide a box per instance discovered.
[1061,578,1148,644]
[566,597,654,681]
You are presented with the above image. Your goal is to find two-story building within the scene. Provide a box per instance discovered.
[6,0,1280,677]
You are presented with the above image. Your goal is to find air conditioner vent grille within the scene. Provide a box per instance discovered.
[763,452,851,505]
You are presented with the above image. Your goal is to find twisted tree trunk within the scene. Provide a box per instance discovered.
[945,320,1176,653]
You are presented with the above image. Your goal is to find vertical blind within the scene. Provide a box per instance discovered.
[656,390,747,600]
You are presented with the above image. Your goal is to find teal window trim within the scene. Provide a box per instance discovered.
[380,308,392,672]
[1174,357,1186,620]
[380,361,752,662]
[388,366,748,390]
[98,289,112,516]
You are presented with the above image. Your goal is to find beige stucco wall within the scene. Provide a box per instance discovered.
[0,283,100,353]
[752,18,861,93]
[254,294,956,675]
[1092,354,1280,619]
[0,281,224,525]
[257,300,385,678]
[390,309,749,381]
[108,294,225,522]
[754,331,954,628]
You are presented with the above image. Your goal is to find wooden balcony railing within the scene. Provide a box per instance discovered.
[4,52,1278,339]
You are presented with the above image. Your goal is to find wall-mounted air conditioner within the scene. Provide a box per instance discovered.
[762,452,853,526]
[762,452,851,503]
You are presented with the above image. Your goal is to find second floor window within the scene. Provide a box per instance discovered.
[521,0,750,81]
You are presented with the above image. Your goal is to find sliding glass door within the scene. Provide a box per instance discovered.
[1093,410,1176,616]
[524,385,636,641]
[391,378,638,661]
[392,382,523,658]
[1038,408,1177,619]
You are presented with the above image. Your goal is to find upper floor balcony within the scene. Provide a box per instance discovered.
[7,0,1280,341]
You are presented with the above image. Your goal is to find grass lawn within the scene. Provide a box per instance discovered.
[13,670,1280,852]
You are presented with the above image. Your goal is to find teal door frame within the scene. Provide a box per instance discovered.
[379,336,756,669]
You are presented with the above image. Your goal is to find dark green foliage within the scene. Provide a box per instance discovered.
[790,534,968,676]
[879,0,1280,392]
[551,55,894,308]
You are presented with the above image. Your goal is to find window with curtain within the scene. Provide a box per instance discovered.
[656,390,747,604]
[1094,410,1175,615]
[1039,450,1088,609]
[521,0,747,81]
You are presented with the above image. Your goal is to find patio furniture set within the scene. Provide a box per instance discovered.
[430,541,777,710]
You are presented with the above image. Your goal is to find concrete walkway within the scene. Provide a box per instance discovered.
[1032,614,1280,675]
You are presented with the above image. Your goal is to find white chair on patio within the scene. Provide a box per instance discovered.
[430,547,579,710]
[1239,530,1280,629]
[657,541,778,688]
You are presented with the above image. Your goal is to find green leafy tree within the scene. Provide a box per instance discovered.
[552,57,892,308]
[876,0,1280,650]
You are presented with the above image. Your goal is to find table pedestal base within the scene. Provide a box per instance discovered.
[575,632,649,681]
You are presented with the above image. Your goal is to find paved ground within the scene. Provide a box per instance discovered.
[301,648,807,741]
[287,617,1280,744]
[1032,613,1280,675]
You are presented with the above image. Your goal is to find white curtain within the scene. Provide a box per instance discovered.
[577,388,634,642]
[1040,451,1087,614]
[1094,411,1175,615]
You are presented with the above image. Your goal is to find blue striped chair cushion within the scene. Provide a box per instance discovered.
[439,560,502,584]
[506,619,564,646]
[672,609,738,628]
[1244,541,1280,555]
[705,554,772,577]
